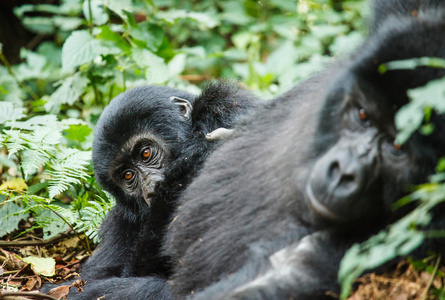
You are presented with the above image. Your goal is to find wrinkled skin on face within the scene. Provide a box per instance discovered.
[305,75,412,223]
[109,132,168,205]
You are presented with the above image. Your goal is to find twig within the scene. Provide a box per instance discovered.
[0,291,58,300]
[0,233,67,247]
[422,254,441,300]
[0,275,35,279]
[0,51,39,101]
[180,74,210,82]
[1,270,20,275]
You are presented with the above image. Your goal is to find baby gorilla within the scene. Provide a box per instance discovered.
[72,82,258,298]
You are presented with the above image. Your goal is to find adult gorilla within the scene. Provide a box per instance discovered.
[163,0,445,299]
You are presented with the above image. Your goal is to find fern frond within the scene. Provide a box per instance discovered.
[21,127,61,178]
[34,204,74,239]
[7,115,58,130]
[3,129,31,157]
[75,194,115,243]
[0,102,25,124]
[47,147,91,198]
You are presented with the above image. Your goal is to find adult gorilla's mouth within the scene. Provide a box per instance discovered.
[305,183,343,222]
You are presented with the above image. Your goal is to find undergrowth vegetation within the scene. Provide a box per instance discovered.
[0,0,444,297]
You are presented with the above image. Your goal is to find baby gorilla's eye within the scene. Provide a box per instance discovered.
[358,108,368,121]
[123,170,134,181]
[141,147,151,159]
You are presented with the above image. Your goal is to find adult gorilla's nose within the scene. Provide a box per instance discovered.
[305,141,372,222]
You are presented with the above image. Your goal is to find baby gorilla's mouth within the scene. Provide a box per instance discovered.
[141,185,156,206]
[305,183,343,222]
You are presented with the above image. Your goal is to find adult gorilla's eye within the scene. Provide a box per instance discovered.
[384,139,405,157]
[356,107,371,127]
[123,170,134,181]
[141,147,151,160]
[392,140,402,151]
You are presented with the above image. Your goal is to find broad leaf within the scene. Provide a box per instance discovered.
[0,199,25,237]
[82,0,108,26]
[22,256,56,277]
[45,72,89,113]
[62,30,120,71]
[131,48,169,84]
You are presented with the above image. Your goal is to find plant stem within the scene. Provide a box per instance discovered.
[88,0,93,33]
[17,152,26,179]
[422,254,441,300]
[0,51,39,101]
[89,68,100,105]
[45,205,91,254]
[122,69,127,91]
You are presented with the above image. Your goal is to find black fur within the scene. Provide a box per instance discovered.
[64,82,258,299]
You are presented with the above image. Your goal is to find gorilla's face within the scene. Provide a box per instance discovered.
[108,133,169,205]
[305,73,438,223]
[92,85,195,206]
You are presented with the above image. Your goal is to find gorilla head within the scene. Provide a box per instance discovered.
[307,13,445,224]
[92,86,195,206]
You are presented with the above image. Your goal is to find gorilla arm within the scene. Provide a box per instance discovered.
[193,231,349,300]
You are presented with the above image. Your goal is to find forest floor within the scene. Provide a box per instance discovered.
[0,227,443,300]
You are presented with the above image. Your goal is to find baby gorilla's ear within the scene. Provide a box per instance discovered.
[170,96,193,120]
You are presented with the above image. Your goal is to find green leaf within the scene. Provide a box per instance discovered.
[157,10,219,28]
[97,26,130,52]
[0,200,25,237]
[27,182,49,194]
[62,30,120,71]
[394,101,424,145]
[5,115,58,130]
[83,0,109,26]
[64,124,93,143]
[22,256,56,277]
[220,1,253,26]
[16,49,49,81]
[381,57,445,72]
[311,24,348,42]
[0,103,25,124]
[396,77,445,144]
[168,53,186,77]
[52,16,84,31]
[131,48,169,84]
[34,205,72,239]
[329,32,364,57]
[21,17,56,34]
[0,67,24,106]
[129,22,164,51]
[265,41,298,76]
[102,0,133,20]
[45,72,89,113]
[0,153,16,169]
